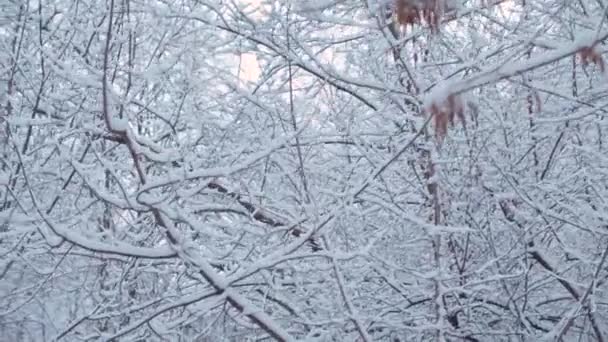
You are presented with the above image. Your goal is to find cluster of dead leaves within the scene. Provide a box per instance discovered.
[579,45,605,73]
[427,94,466,141]
[395,0,446,32]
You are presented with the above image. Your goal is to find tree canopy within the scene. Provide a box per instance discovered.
[2,0,608,340]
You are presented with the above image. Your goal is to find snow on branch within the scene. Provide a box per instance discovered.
[424,30,608,139]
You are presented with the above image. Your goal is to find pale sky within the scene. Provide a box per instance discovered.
[239,53,260,83]
[238,0,262,83]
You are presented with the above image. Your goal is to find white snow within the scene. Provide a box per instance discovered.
[109,116,129,132]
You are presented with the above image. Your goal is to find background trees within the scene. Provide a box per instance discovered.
[2,0,608,340]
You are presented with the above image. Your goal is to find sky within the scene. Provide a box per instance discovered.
[238,0,262,83]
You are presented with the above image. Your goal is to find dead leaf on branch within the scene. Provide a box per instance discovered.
[578,45,605,73]
[426,93,466,142]
[526,90,542,114]
[394,0,446,32]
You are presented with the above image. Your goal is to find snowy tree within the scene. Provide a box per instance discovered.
[2,0,608,340]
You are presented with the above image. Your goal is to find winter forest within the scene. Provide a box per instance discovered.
[3,0,608,340]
